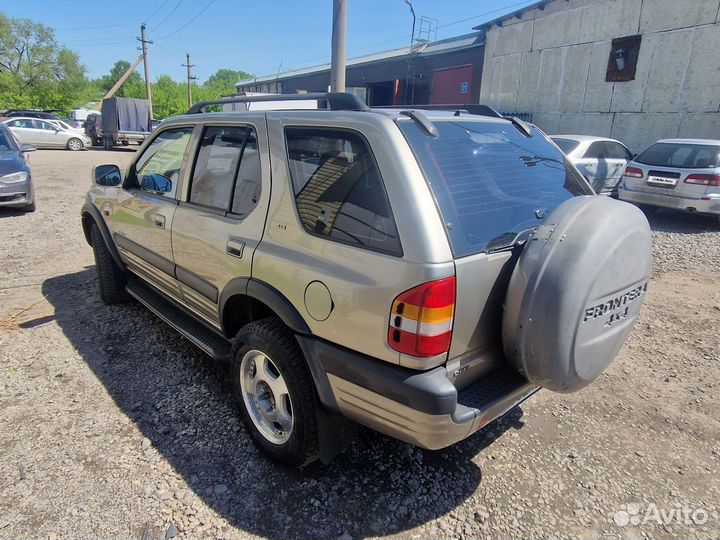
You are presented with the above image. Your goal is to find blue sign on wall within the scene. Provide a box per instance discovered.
[460,81,469,94]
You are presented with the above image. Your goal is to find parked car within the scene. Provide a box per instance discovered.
[0,123,36,212]
[81,93,652,467]
[69,108,100,128]
[618,138,720,220]
[47,118,87,137]
[2,109,62,121]
[84,113,103,146]
[3,117,91,151]
[550,135,634,195]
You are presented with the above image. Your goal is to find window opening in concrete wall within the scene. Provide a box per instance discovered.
[606,34,642,82]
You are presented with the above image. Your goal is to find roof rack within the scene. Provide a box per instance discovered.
[186,92,369,114]
[374,103,503,118]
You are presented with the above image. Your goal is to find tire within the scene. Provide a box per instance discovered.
[231,318,319,467]
[637,203,657,216]
[90,223,129,304]
[67,137,83,151]
[103,136,114,151]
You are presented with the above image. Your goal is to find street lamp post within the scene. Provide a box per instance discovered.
[403,0,416,105]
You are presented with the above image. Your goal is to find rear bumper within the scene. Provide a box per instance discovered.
[298,337,538,450]
[618,185,720,215]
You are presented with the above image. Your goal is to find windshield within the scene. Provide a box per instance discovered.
[0,127,19,152]
[551,137,581,154]
[400,120,592,257]
[635,142,720,169]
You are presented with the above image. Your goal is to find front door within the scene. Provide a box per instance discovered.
[112,126,195,298]
[171,120,269,326]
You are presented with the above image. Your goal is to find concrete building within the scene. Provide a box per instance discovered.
[236,32,485,107]
[476,0,720,151]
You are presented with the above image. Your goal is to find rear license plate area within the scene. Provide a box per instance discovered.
[647,175,678,188]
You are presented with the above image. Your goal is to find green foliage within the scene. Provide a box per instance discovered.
[0,10,254,119]
[0,12,88,110]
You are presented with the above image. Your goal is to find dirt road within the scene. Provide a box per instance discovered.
[1,149,718,539]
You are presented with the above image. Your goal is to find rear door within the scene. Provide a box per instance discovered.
[6,119,40,146]
[171,118,269,327]
[112,126,195,299]
[35,120,64,148]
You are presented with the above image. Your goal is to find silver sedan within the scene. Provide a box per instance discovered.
[617,138,720,220]
[551,135,633,195]
[3,117,91,151]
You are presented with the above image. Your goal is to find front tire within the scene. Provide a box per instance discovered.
[232,318,319,467]
[67,137,83,151]
[90,223,129,304]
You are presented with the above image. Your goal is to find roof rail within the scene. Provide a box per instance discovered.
[374,103,503,118]
[186,92,369,114]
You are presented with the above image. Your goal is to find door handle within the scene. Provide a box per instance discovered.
[226,239,245,258]
[152,214,165,229]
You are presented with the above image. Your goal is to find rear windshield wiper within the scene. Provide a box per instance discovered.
[485,227,535,253]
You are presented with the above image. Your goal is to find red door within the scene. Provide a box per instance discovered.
[431,65,473,104]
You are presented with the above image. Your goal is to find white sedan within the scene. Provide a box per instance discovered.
[3,117,91,151]
[550,135,634,195]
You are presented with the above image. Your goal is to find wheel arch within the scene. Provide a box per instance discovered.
[81,203,125,270]
[220,278,311,339]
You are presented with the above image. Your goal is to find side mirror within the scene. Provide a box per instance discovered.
[141,173,172,194]
[93,164,122,187]
[21,144,36,152]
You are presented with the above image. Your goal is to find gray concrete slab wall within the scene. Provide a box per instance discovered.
[479,0,720,152]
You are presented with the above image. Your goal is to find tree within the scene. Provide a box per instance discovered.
[203,68,253,97]
[0,11,88,110]
[97,59,143,98]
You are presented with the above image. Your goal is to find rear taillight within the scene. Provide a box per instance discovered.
[624,166,644,178]
[388,277,455,358]
[685,174,720,186]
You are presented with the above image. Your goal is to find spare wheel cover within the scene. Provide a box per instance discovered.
[502,196,652,392]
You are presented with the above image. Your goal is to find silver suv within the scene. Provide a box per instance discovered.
[81,93,653,467]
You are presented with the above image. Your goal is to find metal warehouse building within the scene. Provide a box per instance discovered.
[477,0,720,152]
[235,32,485,106]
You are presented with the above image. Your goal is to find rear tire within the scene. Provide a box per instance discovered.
[231,318,319,467]
[90,223,129,304]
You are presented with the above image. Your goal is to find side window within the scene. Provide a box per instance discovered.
[605,142,633,160]
[189,125,261,215]
[231,130,262,216]
[132,127,193,199]
[583,142,607,159]
[37,121,54,131]
[285,127,402,256]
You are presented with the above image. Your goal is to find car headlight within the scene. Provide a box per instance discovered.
[0,171,28,184]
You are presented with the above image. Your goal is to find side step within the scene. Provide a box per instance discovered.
[453,367,538,425]
[126,280,233,363]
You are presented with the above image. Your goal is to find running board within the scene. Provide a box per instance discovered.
[126,280,233,363]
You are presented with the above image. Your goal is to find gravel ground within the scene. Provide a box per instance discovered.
[1,149,719,540]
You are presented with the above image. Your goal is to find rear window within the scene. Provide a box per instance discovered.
[551,137,580,154]
[400,120,592,258]
[635,142,720,169]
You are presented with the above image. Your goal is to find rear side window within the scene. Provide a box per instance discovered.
[551,138,580,154]
[636,142,720,169]
[400,120,592,258]
[584,141,632,160]
[190,126,262,215]
[285,127,402,256]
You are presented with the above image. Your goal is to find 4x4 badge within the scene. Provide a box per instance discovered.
[534,208,549,219]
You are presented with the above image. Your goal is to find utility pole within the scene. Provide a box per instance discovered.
[138,23,154,119]
[330,0,347,92]
[182,53,196,107]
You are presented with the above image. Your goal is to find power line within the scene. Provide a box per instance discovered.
[153,0,184,31]
[157,0,217,39]
[146,0,173,22]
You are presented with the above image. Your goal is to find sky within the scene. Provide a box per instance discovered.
[3,0,538,83]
